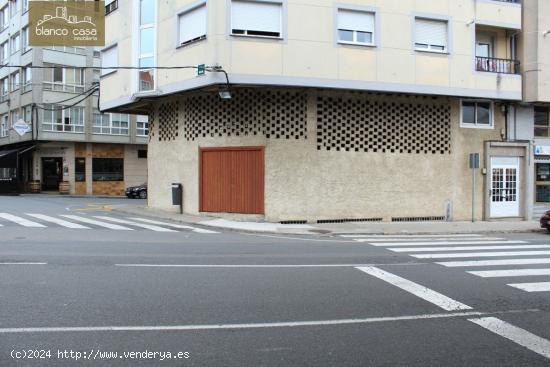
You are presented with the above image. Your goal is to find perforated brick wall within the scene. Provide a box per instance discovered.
[317,94,451,154]
[181,90,307,141]
[158,102,179,141]
[148,108,156,142]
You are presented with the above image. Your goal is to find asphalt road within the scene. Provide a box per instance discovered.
[0,196,550,366]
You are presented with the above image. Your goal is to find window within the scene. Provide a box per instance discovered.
[22,0,28,13]
[461,101,493,128]
[415,18,448,53]
[10,109,19,126]
[46,46,87,54]
[93,50,100,58]
[10,71,19,91]
[0,6,8,30]
[534,107,550,137]
[231,0,282,38]
[136,115,149,136]
[93,112,129,135]
[0,114,7,137]
[22,64,31,92]
[42,105,85,133]
[105,0,118,15]
[138,150,147,159]
[178,3,207,46]
[10,33,19,54]
[1,41,8,63]
[9,0,19,18]
[0,77,8,100]
[75,158,85,182]
[43,64,85,93]
[21,27,29,52]
[100,45,118,76]
[23,105,31,123]
[92,158,124,181]
[337,9,375,45]
[138,0,156,91]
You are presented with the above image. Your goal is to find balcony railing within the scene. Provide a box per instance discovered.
[476,56,520,75]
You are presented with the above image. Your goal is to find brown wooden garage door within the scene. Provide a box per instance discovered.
[200,147,264,214]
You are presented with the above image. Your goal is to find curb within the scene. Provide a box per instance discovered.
[21,194,128,199]
[111,205,544,236]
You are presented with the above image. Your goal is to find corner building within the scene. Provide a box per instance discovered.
[101,0,530,222]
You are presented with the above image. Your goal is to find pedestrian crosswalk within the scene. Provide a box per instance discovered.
[342,233,550,294]
[0,213,218,234]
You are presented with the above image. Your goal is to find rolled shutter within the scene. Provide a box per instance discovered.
[179,4,207,44]
[231,1,281,34]
[337,9,374,33]
[415,18,447,48]
[101,46,118,75]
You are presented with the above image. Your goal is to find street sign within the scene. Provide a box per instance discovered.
[13,119,31,136]
[197,64,206,76]
[469,153,480,169]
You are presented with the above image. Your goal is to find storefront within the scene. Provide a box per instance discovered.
[534,145,550,202]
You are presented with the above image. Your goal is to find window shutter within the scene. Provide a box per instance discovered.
[415,18,447,48]
[232,1,281,34]
[179,4,207,44]
[337,9,374,33]
[101,46,118,75]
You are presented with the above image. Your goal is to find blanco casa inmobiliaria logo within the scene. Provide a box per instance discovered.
[35,6,97,39]
[29,1,105,46]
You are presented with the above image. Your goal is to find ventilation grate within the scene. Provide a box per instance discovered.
[317,218,383,224]
[391,216,446,222]
[280,220,308,225]
[182,89,308,141]
[316,94,451,154]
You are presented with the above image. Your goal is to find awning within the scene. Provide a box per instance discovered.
[0,149,21,159]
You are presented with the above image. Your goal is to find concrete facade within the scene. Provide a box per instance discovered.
[101,0,529,222]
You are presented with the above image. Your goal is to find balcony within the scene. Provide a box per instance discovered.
[476,56,520,75]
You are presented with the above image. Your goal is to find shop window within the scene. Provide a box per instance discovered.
[534,107,550,137]
[92,158,123,181]
[537,185,550,203]
[75,158,85,182]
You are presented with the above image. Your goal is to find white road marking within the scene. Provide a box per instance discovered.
[364,237,504,242]
[355,266,472,311]
[341,234,482,238]
[0,310,502,334]
[25,214,90,229]
[367,240,526,246]
[469,317,550,359]
[127,217,218,234]
[115,263,428,268]
[468,269,550,278]
[438,258,550,267]
[94,216,176,232]
[412,250,550,259]
[60,215,134,231]
[389,245,550,252]
[0,213,46,228]
[507,282,550,292]
[0,262,47,265]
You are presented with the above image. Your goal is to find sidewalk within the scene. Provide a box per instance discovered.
[112,204,544,235]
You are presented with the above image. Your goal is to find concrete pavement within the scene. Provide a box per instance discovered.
[112,203,544,235]
[2,196,550,366]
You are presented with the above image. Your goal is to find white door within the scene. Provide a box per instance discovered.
[490,157,520,218]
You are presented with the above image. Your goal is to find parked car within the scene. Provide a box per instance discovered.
[125,183,147,199]
[540,211,550,232]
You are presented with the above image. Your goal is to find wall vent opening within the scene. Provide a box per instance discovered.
[391,216,446,222]
[280,220,308,225]
[317,218,383,224]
